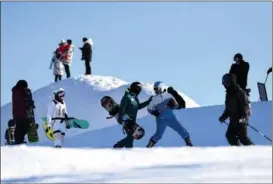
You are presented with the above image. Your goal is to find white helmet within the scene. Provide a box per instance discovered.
[153,81,166,94]
[53,88,65,98]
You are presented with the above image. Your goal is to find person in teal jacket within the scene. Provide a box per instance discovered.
[113,82,152,148]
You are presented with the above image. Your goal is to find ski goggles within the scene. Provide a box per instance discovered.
[57,91,65,97]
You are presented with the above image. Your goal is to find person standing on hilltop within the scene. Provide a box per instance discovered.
[79,37,92,75]
[229,53,250,95]
[62,39,74,78]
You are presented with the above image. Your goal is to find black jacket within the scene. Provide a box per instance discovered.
[229,60,249,90]
[80,42,92,61]
[220,74,250,121]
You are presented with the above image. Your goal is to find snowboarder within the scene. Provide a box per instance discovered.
[146,81,193,148]
[229,53,250,95]
[49,50,64,82]
[12,80,36,144]
[45,88,69,148]
[219,73,254,146]
[79,37,92,75]
[113,82,152,148]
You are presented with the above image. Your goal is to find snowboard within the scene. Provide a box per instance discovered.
[42,117,90,141]
[26,91,39,143]
[100,96,145,140]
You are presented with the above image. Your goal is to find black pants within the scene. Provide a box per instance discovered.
[84,59,91,75]
[55,75,62,82]
[113,124,135,148]
[14,118,29,144]
[225,120,254,146]
[64,64,71,78]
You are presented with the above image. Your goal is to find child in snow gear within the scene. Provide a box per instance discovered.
[219,73,254,146]
[46,88,69,148]
[50,50,64,82]
[79,37,92,75]
[229,53,250,95]
[113,82,152,148]
[146,81,193,148]
[5,119,16,145]
[12,80,38,144]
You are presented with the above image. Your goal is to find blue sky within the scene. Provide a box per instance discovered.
[1,2,272,106]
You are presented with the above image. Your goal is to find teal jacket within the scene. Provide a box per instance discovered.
[118,88,151,123]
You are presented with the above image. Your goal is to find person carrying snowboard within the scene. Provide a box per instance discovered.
[12,80,36,144]
[219,73,254,146]
[146,81,193,148]
[46,88,69,148]
[113,82,152,148]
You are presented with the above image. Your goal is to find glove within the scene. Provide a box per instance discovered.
[151,110,160,117]
[148,96,153,102]
[167,99,177,109]
[45,124,51,132]
[218,116,226,123]
[267,67,272,75]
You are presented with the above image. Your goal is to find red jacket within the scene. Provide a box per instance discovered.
[57,44,69,61]
[12,87,34,119]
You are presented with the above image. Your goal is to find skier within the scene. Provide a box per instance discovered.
[49,51,64,82]
[146,81,193,148]
[219,73,254,146]
[12,80,36,144]
[229,53,250,95]
[113,82,152,148]
[79,37,92,75]
[45,88,69,148]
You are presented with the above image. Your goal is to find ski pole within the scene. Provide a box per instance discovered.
[247,123,272,142]
[264,73,269,84]
[223,121,272,142]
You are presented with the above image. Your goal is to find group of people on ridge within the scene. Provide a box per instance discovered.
[49,37,93,82]
[4,52,272,148]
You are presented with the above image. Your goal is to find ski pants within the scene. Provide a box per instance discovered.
[226,120,254,146]
[84,59,91,75]
[113,124,135,148]
[52,120,66,147]
[150,116,189,143]
[14,118,29,144]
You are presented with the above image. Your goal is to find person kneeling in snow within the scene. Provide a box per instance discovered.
[46,88,69,148]
[146,81,193,148]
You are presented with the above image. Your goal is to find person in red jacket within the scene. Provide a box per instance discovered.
[12,80,35,144]
[62,39,74,78]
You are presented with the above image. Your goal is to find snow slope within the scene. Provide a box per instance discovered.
[1,75,272,183]
[1,146,272,183]
[1,75,199,145]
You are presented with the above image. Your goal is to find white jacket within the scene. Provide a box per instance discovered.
[50,55,64,76]
[47,100,68,126]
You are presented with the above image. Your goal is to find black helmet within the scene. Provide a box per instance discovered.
[130,82,142,95]
[222,73,237,89]
[233,53,243,62]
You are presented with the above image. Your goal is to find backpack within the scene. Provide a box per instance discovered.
[167,87,186,109]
